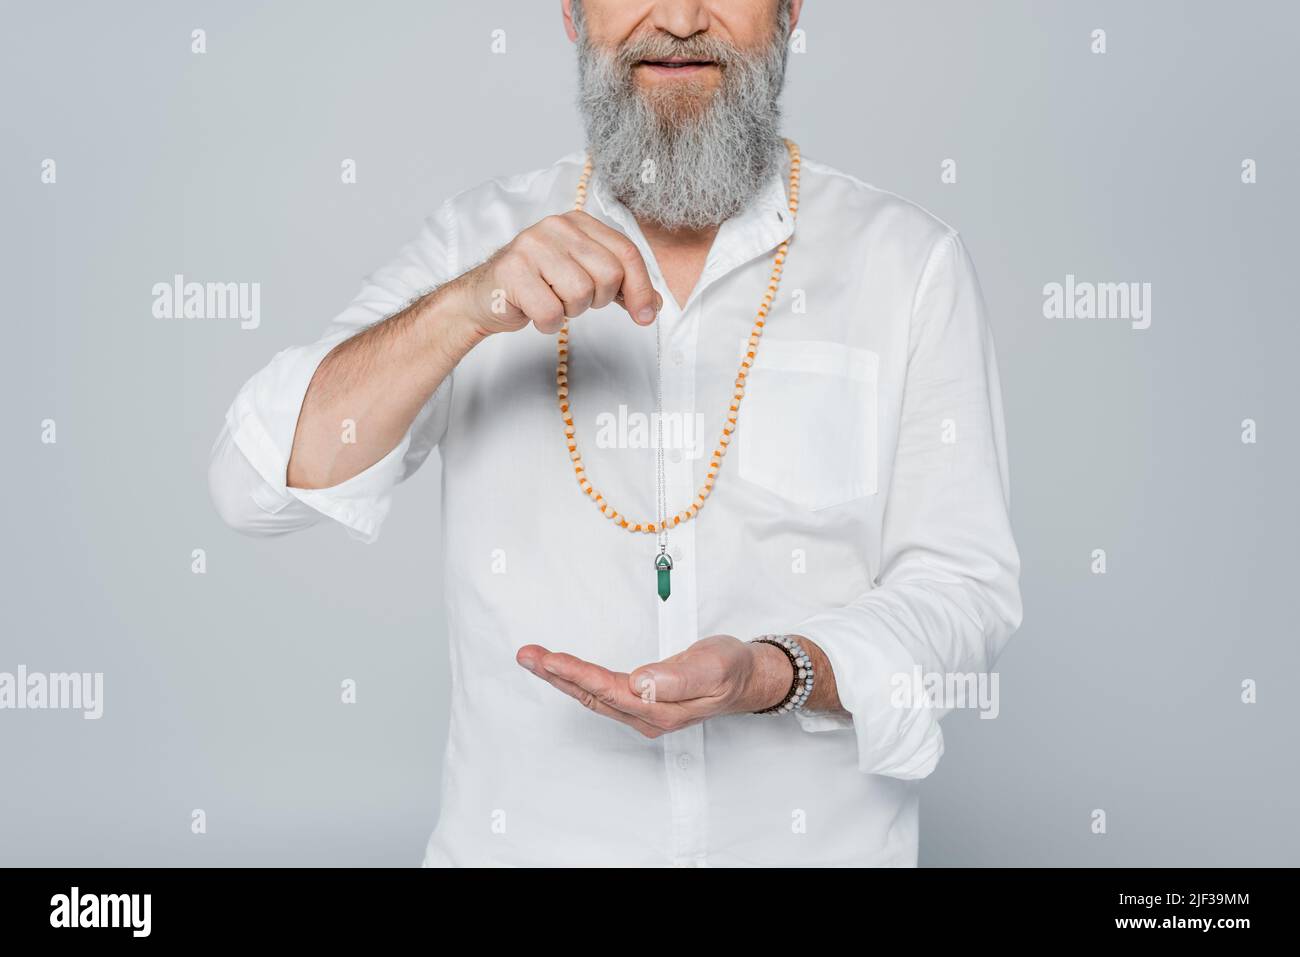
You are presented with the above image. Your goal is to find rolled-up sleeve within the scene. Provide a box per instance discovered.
[208,200,460,543]
[792,231,1023,779]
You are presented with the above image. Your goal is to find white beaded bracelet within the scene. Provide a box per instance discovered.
[749,635,815,715]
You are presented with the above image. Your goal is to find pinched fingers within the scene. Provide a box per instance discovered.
[565,212,662,324]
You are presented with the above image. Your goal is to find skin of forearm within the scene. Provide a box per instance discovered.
[286,277,486,490]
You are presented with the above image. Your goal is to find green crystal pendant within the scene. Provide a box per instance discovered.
[655,552,673,602]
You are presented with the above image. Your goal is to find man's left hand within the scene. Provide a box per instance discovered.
[516,635,793,738]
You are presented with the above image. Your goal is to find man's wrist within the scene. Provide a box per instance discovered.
[416,278,492,360]
[745,639,795,712]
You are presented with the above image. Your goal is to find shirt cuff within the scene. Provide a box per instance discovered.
[792,708,855,733]
[792,610,945,779]
[225,333,418,544]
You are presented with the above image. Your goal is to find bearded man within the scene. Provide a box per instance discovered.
[208,0,1022,867]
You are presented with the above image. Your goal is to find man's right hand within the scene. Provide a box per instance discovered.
[286,212,659,490]
[457,210,662,336]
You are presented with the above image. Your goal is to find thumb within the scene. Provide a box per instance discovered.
[629,659,709,703]
[615,289,664,322]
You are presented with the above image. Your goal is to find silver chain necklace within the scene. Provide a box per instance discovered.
[653,309,673,601]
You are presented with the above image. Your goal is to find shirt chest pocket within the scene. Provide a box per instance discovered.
[736,339,879,511]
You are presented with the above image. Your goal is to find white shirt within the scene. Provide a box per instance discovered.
[208,150,1022,867]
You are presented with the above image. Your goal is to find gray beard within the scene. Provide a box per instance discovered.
[574,16,789,231]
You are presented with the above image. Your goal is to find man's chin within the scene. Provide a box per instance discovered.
[636,82,719,122]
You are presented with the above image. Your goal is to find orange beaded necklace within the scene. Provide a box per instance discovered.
[558,138,801,600]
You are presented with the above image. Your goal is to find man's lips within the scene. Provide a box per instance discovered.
[637,58,717,76]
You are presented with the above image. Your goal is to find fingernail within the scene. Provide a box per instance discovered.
[637,306,655,324]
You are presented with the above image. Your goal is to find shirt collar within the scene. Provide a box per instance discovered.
[586,155,795,304]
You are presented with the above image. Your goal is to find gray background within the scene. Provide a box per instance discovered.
[2,0,1297,866]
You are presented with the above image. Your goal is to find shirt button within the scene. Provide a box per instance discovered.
[669,448,683,464]
[670,348,685,366]
[676,753,693,771]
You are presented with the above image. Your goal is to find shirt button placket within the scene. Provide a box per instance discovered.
[657,298,708,867]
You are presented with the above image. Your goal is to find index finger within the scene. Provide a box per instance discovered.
[540,652,686,726]
[567,212,662,325]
